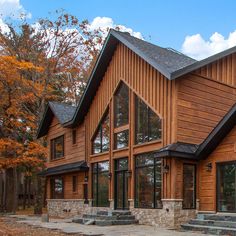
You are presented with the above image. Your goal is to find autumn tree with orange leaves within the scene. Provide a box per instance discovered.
[0,11,105,213]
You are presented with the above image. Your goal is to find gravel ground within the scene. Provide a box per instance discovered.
[0,216,82,236]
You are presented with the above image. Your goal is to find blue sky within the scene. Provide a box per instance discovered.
[1,0,236,59]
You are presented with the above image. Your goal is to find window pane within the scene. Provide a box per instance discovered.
[92,112,109,154]
[114,130,129,149]
[135,165,154,208]
[92,161,109,207]
[135,153,162,209]
[51,177,63,199]
[149,109,162,141]
[136,154,154,167]
[135,97,148,144]
[102,114,109,152]
[116,158,128,171]
[93,128,101,154]
[155,160,162,208]
[72,176,77,192]
[183,164,196,209]
[51,136,64,160]
[114,83,129,127]
[135,95,162,144]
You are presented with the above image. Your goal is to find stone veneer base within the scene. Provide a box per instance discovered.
[47,199,196,228]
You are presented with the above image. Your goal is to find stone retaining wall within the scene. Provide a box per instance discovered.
[47,199,109,218]
[47,199,196,228]
[130,199,196,229]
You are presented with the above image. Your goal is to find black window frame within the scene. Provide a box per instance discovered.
[50,135,64,160]
[92,161,110,207]
[182,163,196,209]
[114,83,129,128]
[72,175,78,193]
[72,129,77,145]
[92,111,109,154]
[135,152,162,209]
[135,95,162,145]
[50,176,64,199]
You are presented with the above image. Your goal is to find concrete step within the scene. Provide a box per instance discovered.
[203,214,236,222]
[182,223,236,235]
[96,210,131,216]
[190,219,236,228]
[95,219,138,226]
[117,215,135,220]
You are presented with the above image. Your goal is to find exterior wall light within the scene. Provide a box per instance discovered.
[206,163,212,172]
[163,165,170,173]
[84,176,88,182]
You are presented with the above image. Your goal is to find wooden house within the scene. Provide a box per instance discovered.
[37,30,236,228]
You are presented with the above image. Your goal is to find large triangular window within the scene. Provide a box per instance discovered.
[135,95,161,144]
[92,111,109,154]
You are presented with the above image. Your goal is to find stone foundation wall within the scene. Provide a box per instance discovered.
[47,199,196,229]
[47,199,109,218]
[130,199,196,229]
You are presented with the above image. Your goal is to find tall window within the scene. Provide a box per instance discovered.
[135,152,162,209]
[50,135,64,160]
[135,96,161,144]
[72,129,77,145]
[50,177,64,199]
[114,83,129,127]
[92,112,109,154]
[72,175,78,192]
[114,83,129,149]
[92,161,109,207]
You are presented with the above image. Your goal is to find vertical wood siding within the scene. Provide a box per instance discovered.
[194,54,236,87]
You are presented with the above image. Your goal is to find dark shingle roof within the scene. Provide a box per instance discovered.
[116,31,196,76]
[49,102,76,124]
[36,102,76,138]
[155,142,199,159]
[38,161,88,176]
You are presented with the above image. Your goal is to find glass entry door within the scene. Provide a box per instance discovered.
[217,162,236,212]
[115,158,129,209]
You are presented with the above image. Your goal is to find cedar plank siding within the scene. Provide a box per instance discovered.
[176,74,236,144]
[46,117,85,168]
[83,43,176,200]
[198,125,236,212]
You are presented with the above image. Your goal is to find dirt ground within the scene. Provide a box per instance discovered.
[0,216,81,236]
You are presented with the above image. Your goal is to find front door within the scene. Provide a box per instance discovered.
[115,158,129,209]
[217,162,236,212]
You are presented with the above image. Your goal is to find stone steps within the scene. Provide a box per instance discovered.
[72,210,138,226]
[182,213,236,235]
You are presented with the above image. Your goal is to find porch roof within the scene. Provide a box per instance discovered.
[38,161,88,176]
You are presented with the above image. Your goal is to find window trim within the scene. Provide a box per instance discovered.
[134,152,163,209]
[91,110,109,155]
[50,135,65,160]
[135,95,162,145]
[50,176,64,199]
[182,163,196,210]
[72,129,77,145]
[72,175,78,193]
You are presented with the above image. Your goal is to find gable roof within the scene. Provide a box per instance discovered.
[156,103,236,160]
[36,102,76,138]
[63,29,196,127]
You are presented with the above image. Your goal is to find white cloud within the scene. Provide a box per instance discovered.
[90,16,143,39]
[181,31,236,60]
[0,18,9,33]
[0,0,31,19]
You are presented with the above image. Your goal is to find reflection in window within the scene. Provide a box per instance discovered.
[114,130,129,149]
[51,135,64,160]
[92,161,109,207]
[135,96,161,144]
[92,112,109,154]
[114,83,129,127]
[135,152,162,209]
[51,177,64,199]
